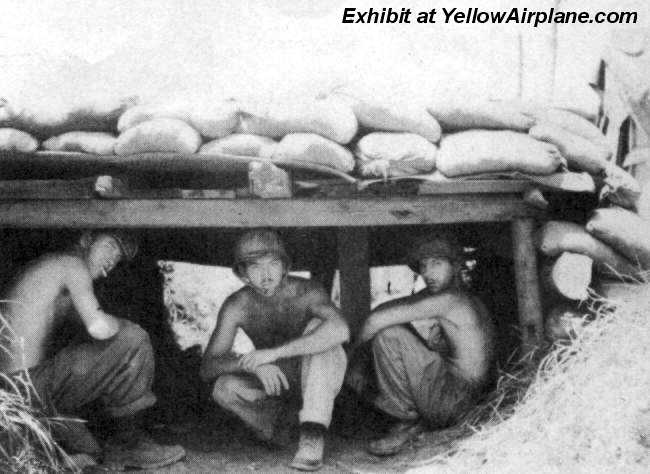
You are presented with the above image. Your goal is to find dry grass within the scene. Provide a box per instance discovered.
[410,282,650,474]
[0,308,75,473]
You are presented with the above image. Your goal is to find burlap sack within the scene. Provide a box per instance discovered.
[0,95,137,138]
[43,131,116,155]
[586,207,650,270]
[427,100,535,132]
[333,92,441,143]
[199,134,276,157]
[600,164,641,210]
[267,133,354,172]
[117,100,239,139]
[529,122,611,174]
[0,128,38,152]
[437,130,564,177]
[536,220,638,278]
[355,132,437,178]
[236,98,357,144]
[114,118,201,155]
[532,108,608,147]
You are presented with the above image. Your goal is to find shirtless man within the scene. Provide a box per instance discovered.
[348,233,495,456]
[200,229,349,471]
[0,230,185,470]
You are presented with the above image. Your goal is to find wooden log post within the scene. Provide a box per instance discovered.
[511,218,544,355]
[337,228,371,338]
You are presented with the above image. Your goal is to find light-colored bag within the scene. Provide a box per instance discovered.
[43,131,116,155]
[427,100,535,132]
[333,92,441,143]
[529,122,611,174]
[265,133,354,172]
[199,134,276,157]
[0,95,136,138]
[117,100,239,139]
[114,118,201,155]
[355,132,437,178]
[0,127,38,152]
[586,207,650,270]
[536,220,638,278]
[532,108,608,147]
[237,98,357,145]
[437,130,564,177]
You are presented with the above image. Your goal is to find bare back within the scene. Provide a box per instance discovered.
[0,253,93,372]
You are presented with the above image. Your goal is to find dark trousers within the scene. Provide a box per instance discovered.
[25,319,157,420]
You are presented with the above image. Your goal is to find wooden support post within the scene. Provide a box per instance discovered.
[337,228,371,338]
[511,218,544,355]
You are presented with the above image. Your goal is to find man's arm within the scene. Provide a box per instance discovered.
[199,294,247,382]
[239,284,349,370]
[357,291,458,344]
[65,257,121,339]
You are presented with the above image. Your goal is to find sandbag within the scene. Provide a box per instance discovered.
[536,220,638,278]
[355,132,437,178]
[586,207,650,270]
[600,164,641,210]
[529,122,611,174]
[532,108,608,147]
[266,133,354,172]
[333,91,441,143]
[43,131,116,155]
[236,98,357,145]
[117,100,239,139]
[114,118,201,155]
[199,134,276,157]
[427,100,535,132]
[0,128,38,152]
[0,95,137,138]
[436,131,564,177]
[541,252,593,301]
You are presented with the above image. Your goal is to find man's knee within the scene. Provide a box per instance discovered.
[372,325,413,351]
[113,320,151,349]
[109,321,154,371]
[212,375,245,407]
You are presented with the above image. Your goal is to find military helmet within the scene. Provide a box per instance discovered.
[232,229,289,277]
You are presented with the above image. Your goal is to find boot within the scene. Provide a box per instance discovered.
[289,422,326,472]
[98,416,185,471]
[367,420,425,456]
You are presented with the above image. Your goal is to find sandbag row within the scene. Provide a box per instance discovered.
[0,94,639,196]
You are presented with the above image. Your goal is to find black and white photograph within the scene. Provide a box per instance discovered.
[0,0,648,472]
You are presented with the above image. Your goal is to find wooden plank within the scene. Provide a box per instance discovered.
[0,177,98,199]
[337,228,370,336]
[511,218,544,355]
[418,180,530,194]
[0,195,540,228]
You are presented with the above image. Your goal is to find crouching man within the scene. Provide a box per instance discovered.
[0,231,185,470]
[348,234,495,456]
[200,230,349,471]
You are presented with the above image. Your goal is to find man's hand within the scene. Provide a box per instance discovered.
[240,349,280,372]
[253,364,289,396]
[86,313,121,340]
[426,322,450,355]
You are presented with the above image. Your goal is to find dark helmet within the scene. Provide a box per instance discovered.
[232,229,289,277]
[406,233,462,273]
[79,230,139,261]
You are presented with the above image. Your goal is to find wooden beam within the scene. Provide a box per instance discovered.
[0,195,540,228]
[511,218,544,355]
[337,228,370,336]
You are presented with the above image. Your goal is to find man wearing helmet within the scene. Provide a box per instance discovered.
[200,229,349,471]
[0,230,185,470]
[348,232,495,456]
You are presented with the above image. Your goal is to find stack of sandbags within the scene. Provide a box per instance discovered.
[0,94,138,155]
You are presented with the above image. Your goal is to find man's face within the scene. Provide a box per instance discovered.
[86,235,124,280]
[419,256,455,294]
[242,254,285,297]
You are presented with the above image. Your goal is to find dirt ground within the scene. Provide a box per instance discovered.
[86,404,464,474]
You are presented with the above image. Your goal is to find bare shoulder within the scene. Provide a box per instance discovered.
[24,252,85,277]
[221,287,252,313]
